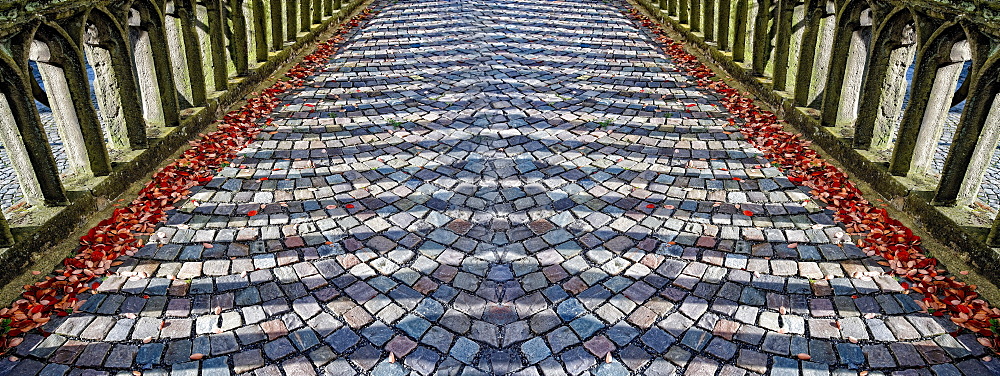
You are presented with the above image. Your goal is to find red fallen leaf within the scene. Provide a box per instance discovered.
[259,177,268,181]
[663,205,675,209]
[646,204,656,209]
[248,210,258,217]
[345,204,355,209]
[742,210,753,216]
[326,205,337,209]
[733,177,741,181]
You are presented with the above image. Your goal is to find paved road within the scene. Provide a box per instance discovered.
[3,0,999,374]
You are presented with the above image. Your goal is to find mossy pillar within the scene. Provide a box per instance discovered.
[751,0,773,74]
[933,37,998,207]
[717,0,731,50]
[852,17,917,151]
[0,209,11,246]
[821,10,870,127]
[252,0,268,61]
[31,33,113,176]
[704,0,715,41]
[205,0,229,90]
[230,0,250,76]
[889,33,967,177]
[733,0,748,61]
[142,15,181,127]
[0,62,67,206]
[286,0,299,41]
[772,0,794,90]
[934,83,1000,206]
[690,0,701,31]
[313,0,323,24]
[679,0,689,24]
[990,212,1000,246]
[793,0,822,105]
[82,16,147,151]
[177,0,207,105]
[300,0,311,32]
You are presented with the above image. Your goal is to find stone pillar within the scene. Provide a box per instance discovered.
[0,208,11,246]
[929,29,993,207]
[794,1,832,107]
[271,0,285,50]
[230,0,251,76]
[142,12,182,127]
[0,92,57,207]
[793,0,820,103]
[253,0,269,61]
[733,0,748,61]
[165,2,196,108]
[821,14,870,128]
[287,0,299,41]
[83,31,131,150]
[990,212,1000,246]
[890,39,967,176]
[679,0,689,24]
[690,0,701,31]
[301,0,312,32]
[751,0,772,74]
[178,0,208,104]
[84,19,149,150]
[933,74,1000,206]
[31,38,112,176]
[130,25,167,127]
[205,0,230,91]
[325,0,334,16]
[717,0,731,50]
[810,6,835,106]
[704,0,716,41]
[0,64,67,206]
[313,0,323,25]
[771,0,793,90]
[853,22,916,152]
[34,63,90,176]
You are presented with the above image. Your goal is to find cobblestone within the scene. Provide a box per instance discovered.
[1,0,997,374]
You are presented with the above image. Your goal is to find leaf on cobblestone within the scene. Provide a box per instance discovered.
[0,6,379,351]
[624,5,1000,351]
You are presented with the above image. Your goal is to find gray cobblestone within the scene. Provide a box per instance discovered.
[4,1,993,375]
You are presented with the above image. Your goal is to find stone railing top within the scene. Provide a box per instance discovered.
[854,0,1000,36]
[0,0,148,39]
[910,0,1000,26]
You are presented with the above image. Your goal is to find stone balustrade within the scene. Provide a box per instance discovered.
[634,0,1000,274]
[0,0,365,275]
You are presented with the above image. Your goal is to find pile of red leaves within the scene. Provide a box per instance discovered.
[0,8,378,351]
[624,7,1000,349]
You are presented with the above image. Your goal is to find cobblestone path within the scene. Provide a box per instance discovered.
[3,0,1000,375]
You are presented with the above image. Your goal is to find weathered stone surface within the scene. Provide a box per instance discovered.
[3,0,992,375]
